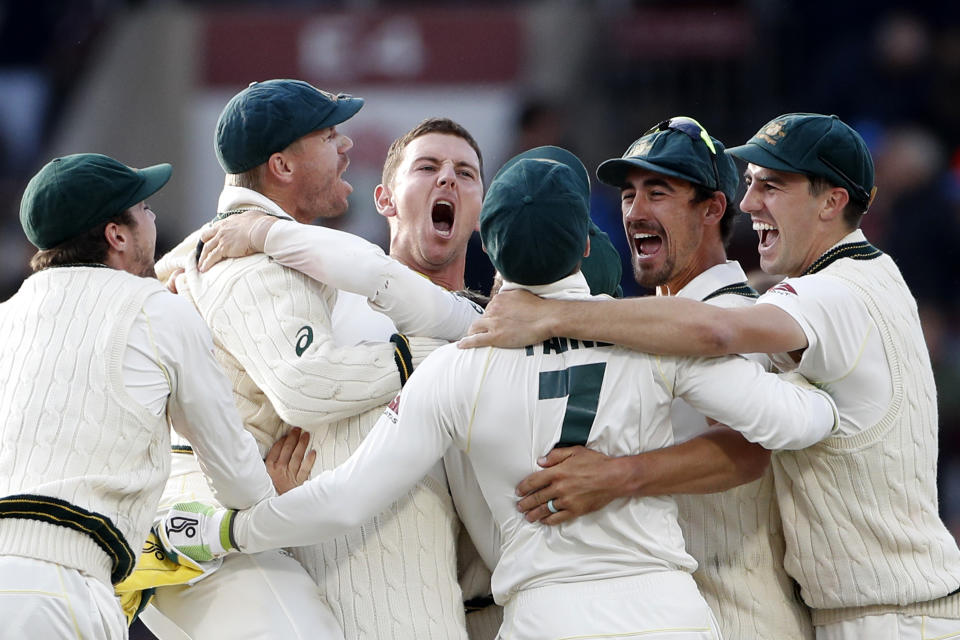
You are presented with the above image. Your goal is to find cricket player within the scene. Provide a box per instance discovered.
[0,153,276,639]
[461,113,960,640]
[159,151,840,640]
[148,96,484,639]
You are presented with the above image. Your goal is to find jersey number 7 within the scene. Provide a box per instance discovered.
[538,363,606,448]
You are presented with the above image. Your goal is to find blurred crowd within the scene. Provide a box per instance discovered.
[3,0,960,531]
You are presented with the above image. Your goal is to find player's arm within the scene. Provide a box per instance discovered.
[155,227,203,284]
[170,348,461,556]
[198,212,481,340]
[191,259,443,428]
[517,427,769,524]
[154,291,275,509]
[676,354,838,450]
[461,290,808,357]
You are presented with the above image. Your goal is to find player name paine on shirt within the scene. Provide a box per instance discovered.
[524,337,613,356]
[382,337,613,423]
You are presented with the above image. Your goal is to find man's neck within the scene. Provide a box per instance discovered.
[659,245,727,297]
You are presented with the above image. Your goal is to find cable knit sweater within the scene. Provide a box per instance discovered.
[160,187,466,639]
[771,252,960,623]
[0,268,170,587]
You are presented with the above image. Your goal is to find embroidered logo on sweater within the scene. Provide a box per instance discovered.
[769,282,798,296]
[295,326,314,356]
[383,392,402,425]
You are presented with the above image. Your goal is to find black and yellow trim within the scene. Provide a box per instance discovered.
[171,444,194,455]
[702,282,760,302]
[0,494,134,584]
[390,333,414,386]
[803,240,882,276]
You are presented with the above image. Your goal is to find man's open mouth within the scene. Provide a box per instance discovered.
[633,232,663,259]
[754,221,779,252]
[432,199,455,237]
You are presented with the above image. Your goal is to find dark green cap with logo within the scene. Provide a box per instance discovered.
[597,118,739,205]
[216,79,364,174]
[727,113,876,208]
[481,156,589,286]
[20,153,172,250]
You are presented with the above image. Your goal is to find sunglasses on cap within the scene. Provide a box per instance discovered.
[644,116,720,192]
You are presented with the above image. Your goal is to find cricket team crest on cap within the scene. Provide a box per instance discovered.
[757,120,788,146]
[625,138,654,158]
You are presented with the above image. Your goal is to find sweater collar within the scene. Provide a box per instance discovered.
[217,186,293,221]
[499,272,598,301]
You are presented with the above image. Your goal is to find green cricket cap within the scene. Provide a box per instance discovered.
[727,113,876,207]
[597,120,739,205]
[20,153,172,250]
[480,157,589,286]
[215,79,364,174]
[580,221,623,297]
[493,145,590,205]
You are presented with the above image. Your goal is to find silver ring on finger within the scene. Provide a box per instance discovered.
[546,499,559,514]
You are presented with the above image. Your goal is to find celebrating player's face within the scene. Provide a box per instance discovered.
[379,133,483,275]
[124,200,158,278]
[620,168,712,293]
[288,126,354,223]
[740,163,825,277]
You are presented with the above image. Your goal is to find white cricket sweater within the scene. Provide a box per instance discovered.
[166,187,466,639]
[770,250,960,621]
[671,262,813,639]
[0,267,169,587]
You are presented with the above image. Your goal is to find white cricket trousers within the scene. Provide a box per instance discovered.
[498,570,722,640]
[141,549,344,640]
[0,555,126,640]
[816,613,960,640]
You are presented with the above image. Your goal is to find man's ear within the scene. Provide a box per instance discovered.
[820,187,850,222]
[583,234,591,258]
[104,221,128,252]
[703,192,726,226]
[374,184,397,218]
[265,152,295,185]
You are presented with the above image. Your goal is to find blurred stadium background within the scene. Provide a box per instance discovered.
[2,2,958,635]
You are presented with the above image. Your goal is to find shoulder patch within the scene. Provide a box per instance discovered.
[296,326,314,356]
[769,282,797,296]
[383,392,402,424]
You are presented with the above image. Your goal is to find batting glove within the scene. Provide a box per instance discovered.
[158,501,238,566]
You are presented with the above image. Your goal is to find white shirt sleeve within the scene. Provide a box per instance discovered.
[756,273,893,436]
[143,290,275,509]
[756,273,871,380]
[672,353,839,450]
[231,347,462,552]
[263,220,482,340]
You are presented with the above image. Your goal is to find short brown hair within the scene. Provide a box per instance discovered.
[691,183,738,247]
[226,164,267,192]
[29,209,136,272]
[381,118,484,188]
[808,175,866,230]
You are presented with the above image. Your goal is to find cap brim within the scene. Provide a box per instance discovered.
[320,97,364,129]
[494,146,590,200]
[125,163,173,211]
[596,157,704,189]
[725,142,800,174]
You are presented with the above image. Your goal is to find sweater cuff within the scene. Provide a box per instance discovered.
[390,334,414,386]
